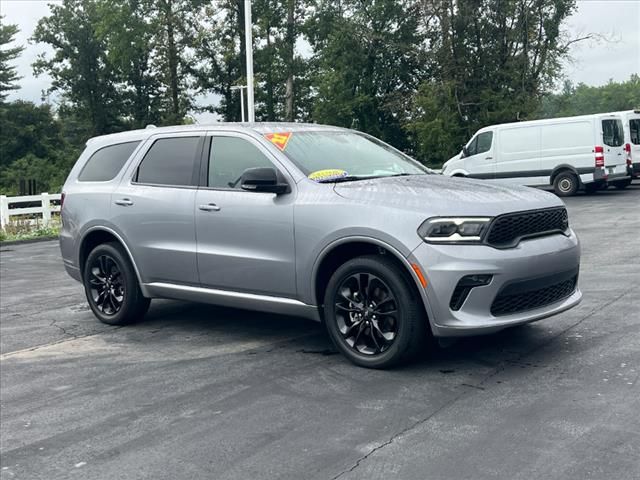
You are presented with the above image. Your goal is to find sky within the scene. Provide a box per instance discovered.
[1,0,639,115]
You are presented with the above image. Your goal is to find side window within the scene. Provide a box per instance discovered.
[208,136,275,189]
[629,119,640,145]
[78,141,140,182]
[136,137,201,186]
[602,119,624,147]
[476,132,493,155]
[465,136,478,156]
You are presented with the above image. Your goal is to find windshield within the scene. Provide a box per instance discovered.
[274,130,429,181]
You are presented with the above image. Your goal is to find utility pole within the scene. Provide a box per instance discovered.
[230,85,247,122]
[244,0,255,122]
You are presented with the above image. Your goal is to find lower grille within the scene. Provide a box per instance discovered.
[491,273,578,316]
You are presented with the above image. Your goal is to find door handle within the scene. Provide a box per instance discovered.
[485,156,493,160]
[114,198,134,206]
[198,203,221,212]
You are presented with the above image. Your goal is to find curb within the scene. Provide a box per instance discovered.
[0,236,59,247]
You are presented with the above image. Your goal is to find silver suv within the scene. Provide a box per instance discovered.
[60,123,582,368]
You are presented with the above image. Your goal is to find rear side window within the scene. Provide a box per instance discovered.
[136,137,201,186]
[602,119,624,147]
[78,141,140,182]
[629,119,640,145]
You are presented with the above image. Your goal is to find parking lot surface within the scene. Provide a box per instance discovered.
[1,185,639,480]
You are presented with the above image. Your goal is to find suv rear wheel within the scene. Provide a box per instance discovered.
[83,242,150,325]
[323,255,427,368]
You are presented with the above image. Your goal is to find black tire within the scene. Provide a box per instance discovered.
[613,179,631,189]
[83,242,150,325]
[553,171,579,197]
[323,255,428,368]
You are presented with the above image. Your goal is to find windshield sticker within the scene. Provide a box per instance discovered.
[264,132,292,151]
[308,169,348,182]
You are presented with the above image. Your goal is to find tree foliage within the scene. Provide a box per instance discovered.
[0,16,25,101]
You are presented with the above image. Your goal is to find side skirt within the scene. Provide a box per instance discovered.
[144,282,322,322]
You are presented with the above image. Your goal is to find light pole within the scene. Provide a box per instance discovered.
[230,85,247,122]
[244,0,255,122]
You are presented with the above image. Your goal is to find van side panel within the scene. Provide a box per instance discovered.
[494,126,543,185]
[540,120,595,184]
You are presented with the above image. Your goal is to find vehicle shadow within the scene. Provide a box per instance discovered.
[134,298,560,374]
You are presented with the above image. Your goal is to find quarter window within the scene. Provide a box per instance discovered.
[78,141,140,182]
[602,119,624,147]
[136,137,201,186]
[208,136,274,189]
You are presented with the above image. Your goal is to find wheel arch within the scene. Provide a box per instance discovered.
[78,227,145,287]
[312,237,429,319]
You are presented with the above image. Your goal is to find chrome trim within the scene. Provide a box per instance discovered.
[144,282,321,322]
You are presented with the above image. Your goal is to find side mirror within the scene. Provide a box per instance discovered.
[460,146,469,158]
[240,167,289,194]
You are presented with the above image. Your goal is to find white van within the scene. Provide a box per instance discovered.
[442,113,630,196]
[613,110,640,180]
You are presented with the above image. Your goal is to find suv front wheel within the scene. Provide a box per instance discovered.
[323,255,427,368]
[83,242,150,325]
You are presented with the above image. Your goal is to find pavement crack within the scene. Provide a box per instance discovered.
[329,288,634,479]
[330,390,468,480]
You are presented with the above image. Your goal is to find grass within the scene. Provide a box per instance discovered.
[0,218,61,242]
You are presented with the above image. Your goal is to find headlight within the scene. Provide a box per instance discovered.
[418,217,492,243]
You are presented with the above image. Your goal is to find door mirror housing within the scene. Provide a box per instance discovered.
[240,167,289,194]
[461,146,469,158]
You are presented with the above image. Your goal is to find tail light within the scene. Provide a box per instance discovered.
[595,146,604,167]
[625,143,632,165]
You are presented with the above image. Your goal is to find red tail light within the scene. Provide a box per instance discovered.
[594,145,604,167]
[625,143,632,165]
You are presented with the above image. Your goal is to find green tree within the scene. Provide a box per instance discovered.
[306,0,424,151]
[539,75,640,118]
[32,0,123,136]
[408,0,578,165]
[0,16,25,101]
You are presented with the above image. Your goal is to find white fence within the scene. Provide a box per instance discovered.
[0,193,62,229]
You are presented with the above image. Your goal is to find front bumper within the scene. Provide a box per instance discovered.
[408,230,582,337]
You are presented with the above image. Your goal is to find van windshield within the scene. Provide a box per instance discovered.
[274,130,429,181]
[602,119,624,147]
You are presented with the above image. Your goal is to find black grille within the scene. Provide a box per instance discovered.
[491,274,577,316]
[486,207,568,248]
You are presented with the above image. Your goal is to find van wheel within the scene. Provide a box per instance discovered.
[323,255,427,369]
[83,242,150,326]
[553,172,579,197]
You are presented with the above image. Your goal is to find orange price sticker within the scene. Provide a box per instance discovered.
[264,132,292,151]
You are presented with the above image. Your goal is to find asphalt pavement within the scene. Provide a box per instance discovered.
[1,185,639,480]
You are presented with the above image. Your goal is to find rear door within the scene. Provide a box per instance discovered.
[600,116,626,175]
[113,132,204,285]
[195,132,297,297]
[463,130,495,179]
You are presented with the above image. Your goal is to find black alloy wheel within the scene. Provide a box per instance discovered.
[334,272,399,355]
[324,255,428,368]
[88,254,125,315]
[83,242,150,325]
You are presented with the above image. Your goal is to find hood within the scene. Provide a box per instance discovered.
[333,174,563,217]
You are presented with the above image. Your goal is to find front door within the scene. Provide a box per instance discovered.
[464,130,495,179]
[195,133,297,297]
